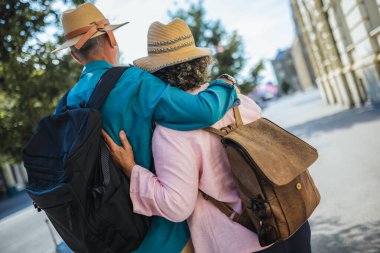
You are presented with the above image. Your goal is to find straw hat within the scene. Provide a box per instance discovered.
[53,3,129,52]
[134,18,211,72]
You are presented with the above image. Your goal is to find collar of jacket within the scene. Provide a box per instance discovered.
[81,60,113,78]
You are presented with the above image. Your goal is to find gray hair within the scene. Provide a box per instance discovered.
[70,34,107,60]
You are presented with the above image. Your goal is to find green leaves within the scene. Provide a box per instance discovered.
[168,1,245,80]
[239,60,265,95]
[168,0,264,95]
[0,0,88,163]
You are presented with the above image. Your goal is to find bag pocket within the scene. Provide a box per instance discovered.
[87,176,150,252]
[24,164,65,190]
[27,184,88,253]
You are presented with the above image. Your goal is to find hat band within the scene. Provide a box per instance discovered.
[148,41,194,54]
[148,34,192,47]
[65,19,116,50]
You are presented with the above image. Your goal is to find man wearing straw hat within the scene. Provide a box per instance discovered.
[53,2,238,253]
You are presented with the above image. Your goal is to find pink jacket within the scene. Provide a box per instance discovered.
[130,85,268,253]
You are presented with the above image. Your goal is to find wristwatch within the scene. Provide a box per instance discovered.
[218,73,237,86]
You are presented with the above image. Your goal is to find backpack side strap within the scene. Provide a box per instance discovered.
[200,191,238,220]
[200,191,256,232]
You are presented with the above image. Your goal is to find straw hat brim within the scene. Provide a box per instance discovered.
[53,21,129,52]
[134,47,212,73]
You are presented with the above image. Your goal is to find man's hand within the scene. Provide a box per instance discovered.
[101,129,136,177]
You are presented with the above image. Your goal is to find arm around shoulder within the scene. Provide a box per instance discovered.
[153,79,239,131]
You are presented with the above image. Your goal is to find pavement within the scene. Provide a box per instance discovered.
[0,191,31,220]
[263,89,380,253]
[0,88,379,253]
[0,206,63,253]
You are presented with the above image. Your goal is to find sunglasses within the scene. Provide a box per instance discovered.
[251,197,279,246]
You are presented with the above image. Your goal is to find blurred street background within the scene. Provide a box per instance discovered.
[1,0,380,252]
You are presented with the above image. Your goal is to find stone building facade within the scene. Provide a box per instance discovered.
[271,48,302,93]
[292,37,316,90]
[291,0,380,107]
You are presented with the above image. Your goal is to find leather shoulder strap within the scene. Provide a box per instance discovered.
[204,127,227,137]
[200,190,256,231]
[233,106,243,127]
[200,191,237,218]
[87,66,129,109]
[204,105,243,136]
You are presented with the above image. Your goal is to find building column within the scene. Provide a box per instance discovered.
[317,0,354,107]
[12,164,25,191]
[20,162,28,184]
[2,163,17,196]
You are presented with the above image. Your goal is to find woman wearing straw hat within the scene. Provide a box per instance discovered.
[53,3,239,253]
[103,18,312,253]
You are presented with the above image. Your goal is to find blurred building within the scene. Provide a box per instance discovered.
[292,7,317,90]
[292,38,316,90]
[271,48,302,93]
[291,0,380,107]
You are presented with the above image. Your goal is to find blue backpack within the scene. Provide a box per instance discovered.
[22,67,150,253]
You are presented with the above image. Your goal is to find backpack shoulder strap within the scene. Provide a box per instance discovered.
[233,106,243,127]
[55,66,129,113]
[56,91,70,113]
[87,66,130,109]
[204,105,243,136]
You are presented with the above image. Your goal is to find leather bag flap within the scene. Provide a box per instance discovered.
[223,118,318,186]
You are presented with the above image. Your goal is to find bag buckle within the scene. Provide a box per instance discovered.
[33,201,42,212]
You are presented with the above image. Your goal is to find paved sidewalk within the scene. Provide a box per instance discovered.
[264,89,380,253]
[0,206,63,253]
[0,191,31,220]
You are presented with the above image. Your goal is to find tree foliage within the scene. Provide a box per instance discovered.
[168,0,246,79]
[0,0,89,163]
[239,60,265,95]
[168,0,264,95]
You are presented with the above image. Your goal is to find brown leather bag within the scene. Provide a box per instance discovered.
[203,106,320,247]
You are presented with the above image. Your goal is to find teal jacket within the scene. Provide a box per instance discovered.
[65,60,238,253]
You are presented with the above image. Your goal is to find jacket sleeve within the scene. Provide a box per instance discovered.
[137,70,239,131]
[129,126,199,222]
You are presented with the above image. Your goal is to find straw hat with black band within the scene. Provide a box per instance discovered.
[53,3,129,53]
[134,18,211,73]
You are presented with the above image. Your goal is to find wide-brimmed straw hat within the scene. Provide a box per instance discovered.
[134,18,211,72]
[53,3,129,52]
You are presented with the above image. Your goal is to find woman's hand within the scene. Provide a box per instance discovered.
[101,129,136,177]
